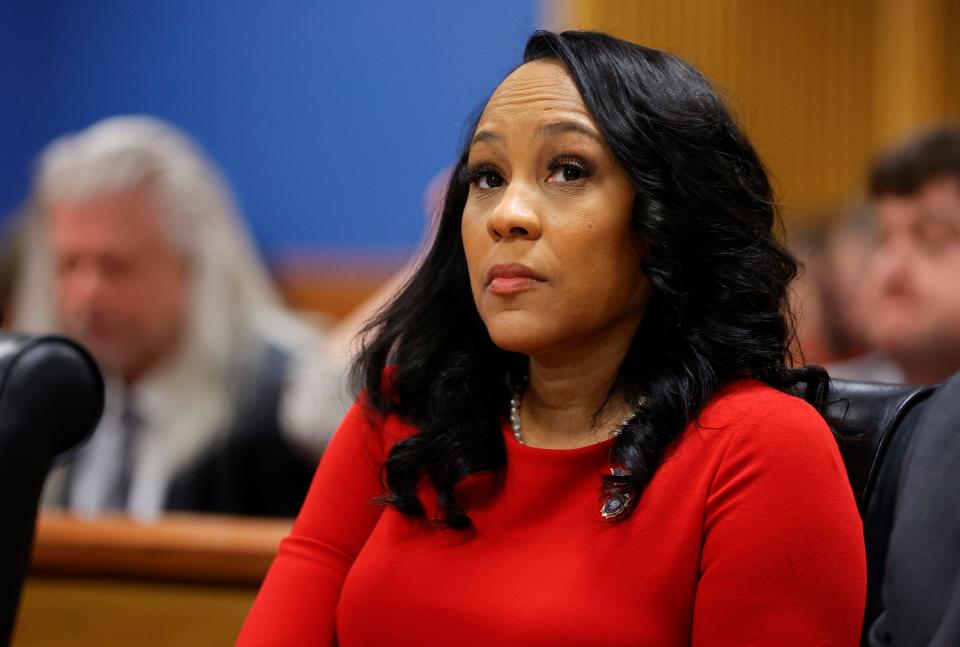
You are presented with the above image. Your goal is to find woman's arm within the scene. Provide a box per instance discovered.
[692,397,866,646]
[237,399,389,646]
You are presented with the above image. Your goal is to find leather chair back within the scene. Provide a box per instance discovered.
[820,379,935,514]
[0,333,103,645]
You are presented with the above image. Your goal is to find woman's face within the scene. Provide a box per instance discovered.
[462,59,650,357]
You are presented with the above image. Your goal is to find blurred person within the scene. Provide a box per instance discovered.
[786,229,833,366]
[280,169,449,456]
[831,126,960,385]
[281,167,451,453]
[820,203,876,361]
[790,204,876,368]
[12,116,346,519]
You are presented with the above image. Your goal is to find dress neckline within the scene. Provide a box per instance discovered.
[500,422,615,457]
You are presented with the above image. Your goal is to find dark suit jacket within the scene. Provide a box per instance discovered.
[868,370,960,646]
[165,340,318,517]
[47,339,319,518]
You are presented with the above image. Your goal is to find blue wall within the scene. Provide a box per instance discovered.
[0,1,537,258]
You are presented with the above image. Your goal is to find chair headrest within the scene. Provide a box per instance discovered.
[823,378,935,512]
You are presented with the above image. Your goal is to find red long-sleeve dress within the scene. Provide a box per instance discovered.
[238,379,866,646]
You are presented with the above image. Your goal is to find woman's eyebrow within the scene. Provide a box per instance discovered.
[471,120,603,147]
[536,120,603,143]
[471,130,501,145]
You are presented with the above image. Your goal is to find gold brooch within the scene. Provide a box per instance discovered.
[600,491,631,519]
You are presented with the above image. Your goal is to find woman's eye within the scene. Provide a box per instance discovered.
[478,172,505,189]
[547,164,586,184]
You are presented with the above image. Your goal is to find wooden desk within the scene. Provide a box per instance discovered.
[13,511,291,647]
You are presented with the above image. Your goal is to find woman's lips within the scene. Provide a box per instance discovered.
[490,276,536,294]
[486,263,544,295]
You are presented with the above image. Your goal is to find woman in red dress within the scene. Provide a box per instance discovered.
[239,30,865,646]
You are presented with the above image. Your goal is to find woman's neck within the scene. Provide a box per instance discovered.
[519,333,636,450]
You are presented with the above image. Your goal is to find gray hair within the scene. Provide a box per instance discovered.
[13,115,317,382]
[36,115,249,261]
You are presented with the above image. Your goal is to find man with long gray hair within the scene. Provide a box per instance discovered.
[12,116,347,519]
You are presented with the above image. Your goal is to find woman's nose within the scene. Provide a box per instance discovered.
[487,180,543,241]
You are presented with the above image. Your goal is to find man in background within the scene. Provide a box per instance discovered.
[831,126,960,385]
[12,116,347,519]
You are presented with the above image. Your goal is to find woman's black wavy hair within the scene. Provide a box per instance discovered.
[354,30,827,528]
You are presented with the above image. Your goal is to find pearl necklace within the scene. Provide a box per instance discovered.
[509,383,644,446]
[509,382,645,519]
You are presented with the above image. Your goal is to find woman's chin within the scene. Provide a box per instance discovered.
[485,325,555,356]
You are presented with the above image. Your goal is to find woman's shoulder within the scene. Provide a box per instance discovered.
[695,378,840,465]
[682,379,857,538]
[701,378,826,430]
[336,394,418,448]
[335,364,418,442]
